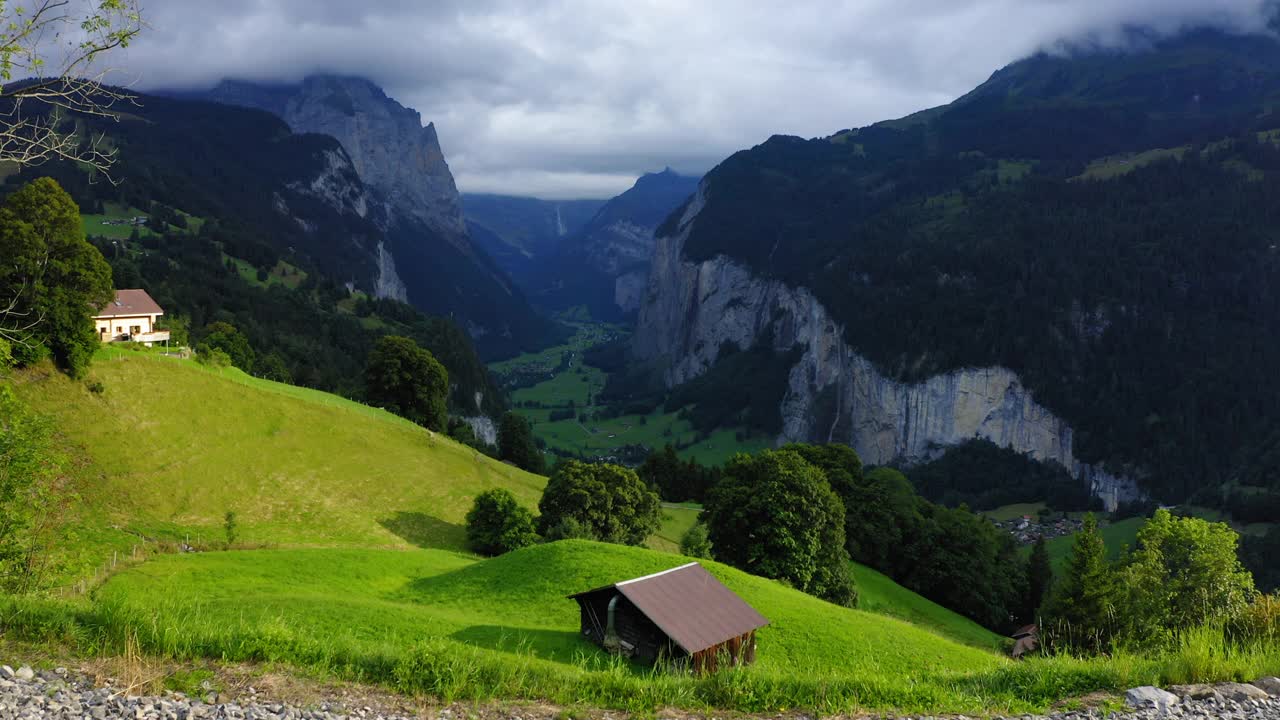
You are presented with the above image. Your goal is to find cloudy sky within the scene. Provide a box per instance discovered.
[114,0,1274,199]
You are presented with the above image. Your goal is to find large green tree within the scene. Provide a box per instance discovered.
[364,335,449,431]
[465,488,538,556]
[1041,514,1118,653]
[498,411,543,474]
[537,460,660,546]
[703,449,857,607]
[0,177,112,377]
[1118,509,1255,647]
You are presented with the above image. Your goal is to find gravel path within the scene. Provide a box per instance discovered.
[0,663,1278,720]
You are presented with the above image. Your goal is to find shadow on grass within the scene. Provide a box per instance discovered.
[379,511,465,548]
[451,624,601,663]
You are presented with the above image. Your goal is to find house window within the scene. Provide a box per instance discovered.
[130,325,141,335]
[116,326,123,333]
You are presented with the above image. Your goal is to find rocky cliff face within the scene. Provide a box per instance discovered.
[634,184,1142,509]
[191,76,553,359]
[279,76,468,242]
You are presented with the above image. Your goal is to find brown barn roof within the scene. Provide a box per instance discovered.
[95,289,164,319]
[568,562,768,654]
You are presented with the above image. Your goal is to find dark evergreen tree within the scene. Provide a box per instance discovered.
[1024,535,1053,624]
[1041,514,1118,654]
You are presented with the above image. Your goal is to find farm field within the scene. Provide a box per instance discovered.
[1042,517,1146,571]
[82,202,204,240]
[494,323,773,466]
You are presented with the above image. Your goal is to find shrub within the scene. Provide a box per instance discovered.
[364,335,449,432]
[541,516,592,541]
[1225,594,1280,646]
[465,489,538,556]
[86,380,106,395]
[679,522,712,559]
[196,347,231,368]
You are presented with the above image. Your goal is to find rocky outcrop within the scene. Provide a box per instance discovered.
[277,76,467,243]
[634,183,1143,509]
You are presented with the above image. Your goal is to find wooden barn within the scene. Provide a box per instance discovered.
[568,562,769,673]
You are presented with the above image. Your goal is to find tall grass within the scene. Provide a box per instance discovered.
[3,593,1276,715]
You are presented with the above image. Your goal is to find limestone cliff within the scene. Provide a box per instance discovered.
[634,183,1142,509]
[191,76,554,358]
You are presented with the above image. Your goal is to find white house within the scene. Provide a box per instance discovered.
[93,289,171,346]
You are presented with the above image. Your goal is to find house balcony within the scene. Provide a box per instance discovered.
[113,330,170,345]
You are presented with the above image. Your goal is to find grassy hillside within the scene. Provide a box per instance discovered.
[12,351,544,582]
[851,564,1009,652]
[88,540,1017,711]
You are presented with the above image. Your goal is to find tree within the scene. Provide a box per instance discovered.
[0,0,143,176]
[0,177,112,377]
[465,488,538,556]
[537,460,660,546]
[498,411,543,474]
[199,321,255,373]
[703,449,857,607]
[364,335,448,431]
[257,352,292,384]
[1117,509,1255,646]
[1024,535,1053,623]
[1041,514,1118,654]
[223,510,237,548]
[679,521,712,559]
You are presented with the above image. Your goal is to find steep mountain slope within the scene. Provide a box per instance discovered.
[4,92,502,416]
[462,194,604,282]
[178,76,558,359]
[532,169,699,319]
[634,28,1280,510]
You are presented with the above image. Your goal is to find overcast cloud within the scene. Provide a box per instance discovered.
[114,0,1275,198]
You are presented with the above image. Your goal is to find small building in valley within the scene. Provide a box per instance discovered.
[568,562,768,673]
[93,289,170,346]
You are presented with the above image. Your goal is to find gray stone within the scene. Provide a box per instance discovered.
[1214,682,1271,702]
[1125,686,1180,710]
[13,669,33,683]
[1169,684,1221,702]
[1258,677,1280,697]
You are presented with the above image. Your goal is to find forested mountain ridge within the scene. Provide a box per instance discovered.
[169,76,560,359]
[462,194,604,285]
[2,90,503,418]
[633,28,1280,513]
[527,169,700,319]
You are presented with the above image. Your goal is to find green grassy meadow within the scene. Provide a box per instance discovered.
[646,503,702,553]
[82,203,204,241]
[1043,517,1146,572]
[7,350,1279,713]
[12,352,544,584]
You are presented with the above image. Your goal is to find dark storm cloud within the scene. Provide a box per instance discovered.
[113,0,1274,198]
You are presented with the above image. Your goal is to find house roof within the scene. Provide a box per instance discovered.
[95,289,164,319]
[568,562,769,654]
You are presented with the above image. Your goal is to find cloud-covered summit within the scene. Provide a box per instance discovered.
[116,1,1274,198]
